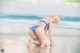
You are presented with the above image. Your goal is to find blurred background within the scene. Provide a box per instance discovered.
[0,0,80,53]
[0,0,80,36]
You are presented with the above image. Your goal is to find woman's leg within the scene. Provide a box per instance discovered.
[27,30,41,47]
[35,27,47,48]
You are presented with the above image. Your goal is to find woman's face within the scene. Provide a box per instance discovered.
[52,16,60,24]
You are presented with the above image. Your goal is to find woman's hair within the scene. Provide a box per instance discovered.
[52,15,60,24]
[52,15,60,18]
[34,20,42,25]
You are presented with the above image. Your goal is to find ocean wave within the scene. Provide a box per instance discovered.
[61,16,80,22]
[0,15,41,20]
[0,18,80,30]
[0,15,80,30]
[58,21,80,30]
[0,15,80,22]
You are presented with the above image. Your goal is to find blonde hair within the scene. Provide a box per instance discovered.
[34,20,42,25]
[52,15,60,24]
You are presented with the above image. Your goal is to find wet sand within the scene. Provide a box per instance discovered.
[0,35,80,53]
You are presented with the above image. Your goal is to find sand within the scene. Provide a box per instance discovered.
[0,22,80,53]
[0,35,80,53]
[0,22,80,37]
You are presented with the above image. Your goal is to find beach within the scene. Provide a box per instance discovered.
[0,0,80,52]
[0,35,80,53]
[0,15,80,53]
[0,23,80,53]
[0,19,80,37]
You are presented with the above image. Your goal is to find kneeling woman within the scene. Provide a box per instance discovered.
[27,15,60,48]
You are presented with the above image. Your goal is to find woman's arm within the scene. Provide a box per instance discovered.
[48,20,54,46]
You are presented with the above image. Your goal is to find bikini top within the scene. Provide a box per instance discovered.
[41,20,49,30]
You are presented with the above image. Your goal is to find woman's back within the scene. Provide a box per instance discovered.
[35,17,51,28]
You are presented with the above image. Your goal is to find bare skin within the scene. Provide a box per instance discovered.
[27,15,60,48]
[27,30,41,46]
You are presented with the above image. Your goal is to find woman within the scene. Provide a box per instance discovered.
[27,15,60,48]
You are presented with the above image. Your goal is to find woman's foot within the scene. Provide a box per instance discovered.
[27,38,33,47]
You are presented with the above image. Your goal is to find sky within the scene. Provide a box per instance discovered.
[0,0,80,16]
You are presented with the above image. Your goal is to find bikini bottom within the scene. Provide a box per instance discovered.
[30,25,39,41]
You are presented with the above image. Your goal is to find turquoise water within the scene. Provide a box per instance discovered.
[0,15,80,22]
[0,15,41,20]
[0,14,80,30]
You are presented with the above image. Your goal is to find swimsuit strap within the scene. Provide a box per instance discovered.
[41,20,49,30]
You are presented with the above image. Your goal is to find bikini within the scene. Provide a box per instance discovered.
[30,20,49,40]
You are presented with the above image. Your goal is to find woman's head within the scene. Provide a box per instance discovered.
[52,15,60,25]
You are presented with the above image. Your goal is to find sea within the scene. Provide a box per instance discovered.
[0,14,80,53]
[0,14,80,36]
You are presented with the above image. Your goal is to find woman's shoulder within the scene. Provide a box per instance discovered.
[46,17,52,22]
[42,17,52,23]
